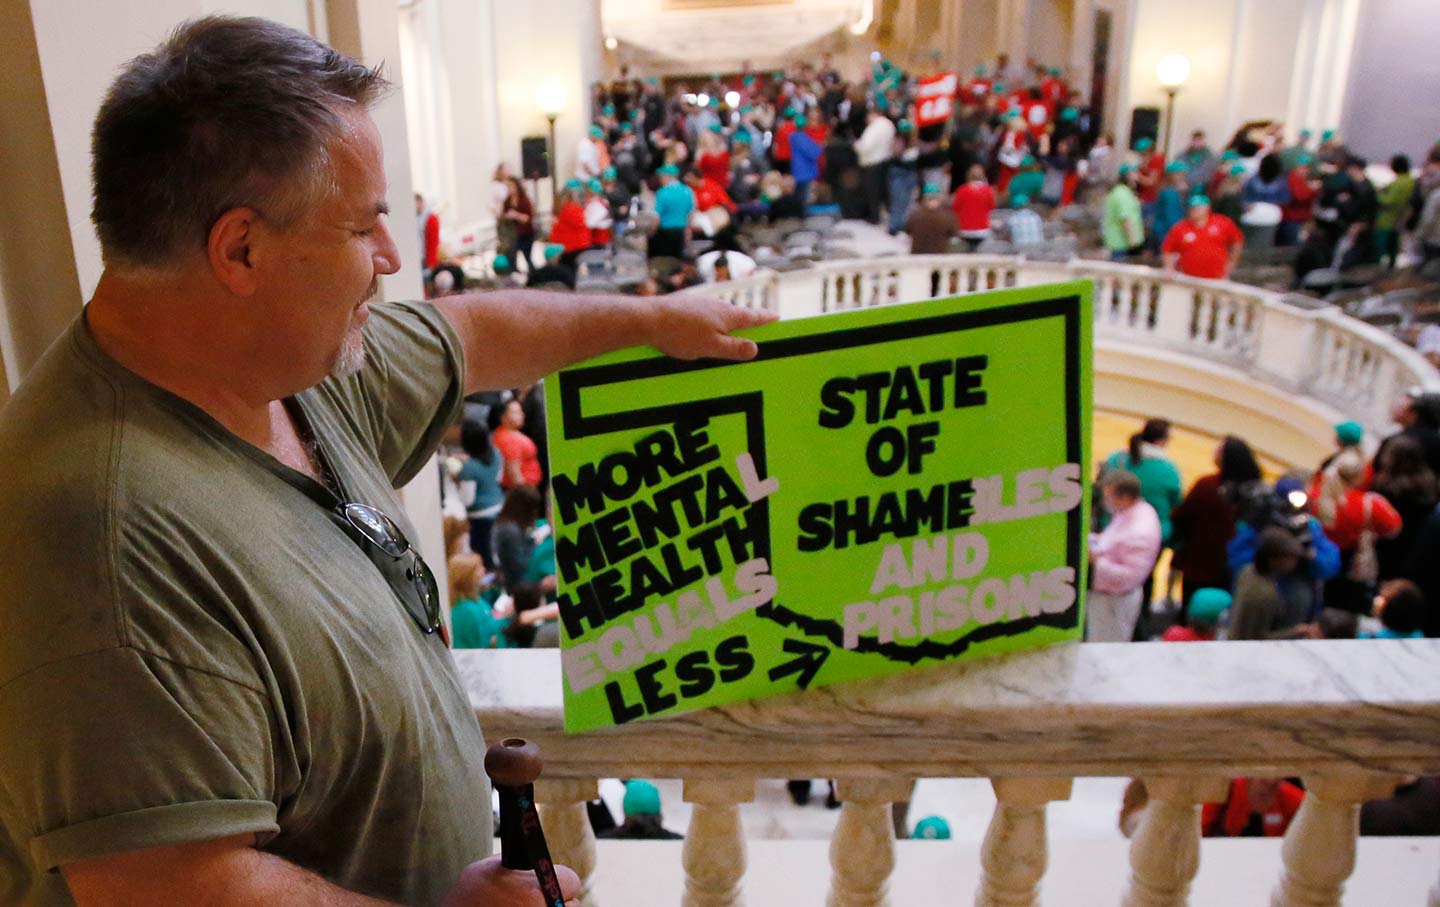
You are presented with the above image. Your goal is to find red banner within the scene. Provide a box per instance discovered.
[914,72,959,127]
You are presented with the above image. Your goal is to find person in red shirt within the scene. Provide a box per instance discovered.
[994,112,1031,192]
[1040,68,1067,111]
[963,66,992,104]
[491,399,543,489]
[804,117,829,146]
[547,180,592,264]
[1134,137,1166,205]
[772,115,796,174]
[1022,89,1050,138]
[951,165,997,250]
[1162,196,1245,279]
[415,192,441,271]
[695,127,731,185]
[1202,778,1304,837]
[1310,447,1403,612]
[1280,155,1321,246]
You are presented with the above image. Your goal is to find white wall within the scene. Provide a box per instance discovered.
[1342,0,1440,163]
[1028,0,1074,72]
[1123,0,1242,150]
[1229,0,1306,130]
[25,0,316,302]
[400,0,602,241]
[601,0,861,73]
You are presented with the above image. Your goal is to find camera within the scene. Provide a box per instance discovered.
[1231,481,1316,558]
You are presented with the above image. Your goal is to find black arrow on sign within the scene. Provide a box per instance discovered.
[767,637,832,690]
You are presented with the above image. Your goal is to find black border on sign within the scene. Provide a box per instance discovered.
[554,295,1083,664]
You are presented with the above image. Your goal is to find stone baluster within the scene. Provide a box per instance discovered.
[1121,777,1230,907]
[534,778,600,907]
[1271,775,1400,907]
[826,779,914,907]
[682,779,754,907]
[975,777,1073,907]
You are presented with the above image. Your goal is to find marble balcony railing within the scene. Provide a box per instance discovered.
[462,640,1440,907]
[674,255,1440,441]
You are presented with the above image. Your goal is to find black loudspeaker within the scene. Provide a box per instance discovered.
[1129,106,1160,147]
[521,136,549,180]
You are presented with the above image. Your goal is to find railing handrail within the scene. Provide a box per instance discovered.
[676,254,1440,439]
[463,640,1440,781]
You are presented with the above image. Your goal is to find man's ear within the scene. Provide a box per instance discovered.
[207,208,262,296]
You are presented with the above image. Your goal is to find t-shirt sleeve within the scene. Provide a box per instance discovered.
[1369,493,1404,537]
[348,301,468,489]
[0,648,281,871]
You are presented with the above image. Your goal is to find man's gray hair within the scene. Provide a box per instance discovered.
[90,16,391,270]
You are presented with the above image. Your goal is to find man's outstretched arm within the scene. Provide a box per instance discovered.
[435,290,776,394]
[62,834,581,907]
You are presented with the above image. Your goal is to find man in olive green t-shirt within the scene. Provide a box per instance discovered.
[0,17,770,907]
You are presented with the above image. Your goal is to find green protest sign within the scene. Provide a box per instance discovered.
[546,281,1093,733]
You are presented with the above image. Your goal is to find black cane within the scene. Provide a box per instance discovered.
[484,738,567,906]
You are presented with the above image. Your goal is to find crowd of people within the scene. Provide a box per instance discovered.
[1088,400,1440,646]
[424,52,1440,839]
[412,52,1440,301]
[1087,399,1440,837]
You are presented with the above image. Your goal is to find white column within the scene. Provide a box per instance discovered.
[976,778,1073,907]
[1271,775,1400,907]
[826,779,913,907]
[536,779,601,907]
[939,0,966,69]
[1069,0,1096,102]
[327,0,449,597]
[1121,777,1230,907]
[0,0,86,398]
[997,0,1033,65]
[682,779,754,907]
[1284,0,1324,137]
[1221,0,1250,144]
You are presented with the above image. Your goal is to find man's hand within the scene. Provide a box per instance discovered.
[650,297,775,361]
[441,856,582,907]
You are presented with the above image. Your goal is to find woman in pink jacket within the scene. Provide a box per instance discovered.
[1088,471,1163,641]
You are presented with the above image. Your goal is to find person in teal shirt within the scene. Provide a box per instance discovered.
[1006,156,1045,208]
[1152,161,1189,252]
[1102,418,1184,545]
[447,551,512,648]
[649,163,695,259]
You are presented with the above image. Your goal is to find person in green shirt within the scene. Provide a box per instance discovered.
[0,16,773,907]
[1103,165,1145,261]
[1375,154,1416,268]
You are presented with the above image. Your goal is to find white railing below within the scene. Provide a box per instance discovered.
[680,256,1440,439]
[463,641,1440,907]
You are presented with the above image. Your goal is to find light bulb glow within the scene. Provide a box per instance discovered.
[1157,54,1191,90]
[725,91,740,108]
[536,79,566,116]
[604,36,618,51]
